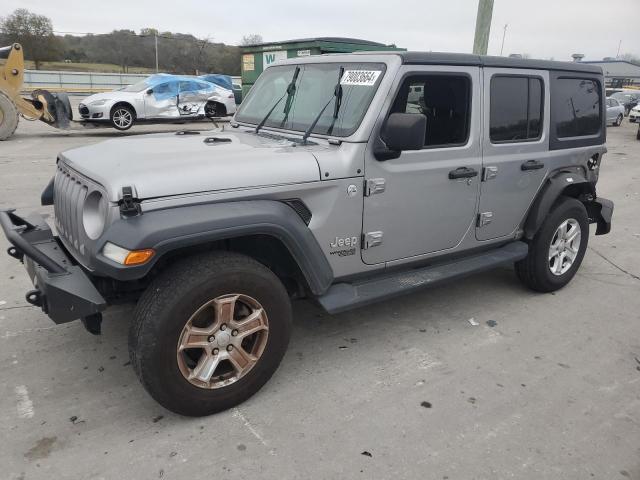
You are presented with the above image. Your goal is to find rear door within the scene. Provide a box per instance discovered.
[476,68,550,241]
[362,65,482,264]
[178,81,209,116]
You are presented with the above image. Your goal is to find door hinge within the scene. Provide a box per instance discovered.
[362,231,384,249]
[119,186,141,217]
[477,212,493,227]
[482,166,498,182]
[364,178,386,196]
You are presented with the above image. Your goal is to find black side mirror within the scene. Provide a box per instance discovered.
[146,89,154,95]
[378,113,426,160]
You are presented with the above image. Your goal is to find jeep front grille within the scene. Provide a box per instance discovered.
[53,162,91,257]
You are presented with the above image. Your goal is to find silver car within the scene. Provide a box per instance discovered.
[79,74,236,131]
[606,97,625,126]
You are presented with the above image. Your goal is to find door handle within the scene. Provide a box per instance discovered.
[448,167,478,180]
[521,160,545,171]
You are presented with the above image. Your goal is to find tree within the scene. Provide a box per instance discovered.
[0,9,61,69]
[240,34,263,46]
[620,53,640,65]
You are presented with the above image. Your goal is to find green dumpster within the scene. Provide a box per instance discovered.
[240,37,405,98]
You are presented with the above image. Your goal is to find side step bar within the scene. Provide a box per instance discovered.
[317,241,528,314]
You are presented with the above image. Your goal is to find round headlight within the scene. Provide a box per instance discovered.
[82,190,107,240]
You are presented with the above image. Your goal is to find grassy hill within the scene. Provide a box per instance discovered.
[22,60,156,73]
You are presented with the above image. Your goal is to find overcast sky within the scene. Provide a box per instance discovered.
[3,0,639,61]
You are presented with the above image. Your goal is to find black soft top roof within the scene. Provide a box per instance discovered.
[390,52,602,74]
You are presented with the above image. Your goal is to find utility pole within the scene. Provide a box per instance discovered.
[500,23,508,56]
[154,33,159,72]
[472,0,494,55]
[616,39,622,59]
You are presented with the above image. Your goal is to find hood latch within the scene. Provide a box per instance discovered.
[119,186,141,217]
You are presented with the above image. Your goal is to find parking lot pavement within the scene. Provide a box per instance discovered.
[1,113,639,480]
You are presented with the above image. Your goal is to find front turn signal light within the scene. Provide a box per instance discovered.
[103,242,155,266]
[124,249,155,266]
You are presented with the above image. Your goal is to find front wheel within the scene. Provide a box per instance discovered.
[110,105,135,130]
[516,197,589,292]
[0,91,19,140]
[129,252,292,416]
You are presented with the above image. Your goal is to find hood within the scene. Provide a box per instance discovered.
[82,91,139,104]
[59,130,322,201]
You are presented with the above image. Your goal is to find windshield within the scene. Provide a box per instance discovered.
[121,79,150,93]
[236,62,386,137]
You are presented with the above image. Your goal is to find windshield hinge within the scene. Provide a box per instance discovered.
[119,186,141,217]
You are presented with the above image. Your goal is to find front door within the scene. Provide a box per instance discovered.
[362,65,482,265]
[144,81,179,118]
[476,68,550,241]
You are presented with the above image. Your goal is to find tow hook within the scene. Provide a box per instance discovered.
[25,289,44,309]
[7,246,23,261]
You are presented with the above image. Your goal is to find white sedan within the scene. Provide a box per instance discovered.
[79,74,237,131]
[629,105,640,123]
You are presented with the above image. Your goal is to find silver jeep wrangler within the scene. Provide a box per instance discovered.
[1,52,613,416]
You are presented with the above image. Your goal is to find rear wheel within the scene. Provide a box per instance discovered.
[0,92,19,140]
[129,252,292,416]
[516,197,589,292]
[205,101,226,118]
[110,105,135,130]
[614,114,623,126]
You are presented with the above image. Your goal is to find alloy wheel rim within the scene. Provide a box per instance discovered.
[113,109,132,128]
[176,293,269,389]
[0,108,4,125]
[548,218,581,276]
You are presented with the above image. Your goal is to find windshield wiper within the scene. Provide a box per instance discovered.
[301,66,344,144]
[326,67,344,136]
[255,66,300,134]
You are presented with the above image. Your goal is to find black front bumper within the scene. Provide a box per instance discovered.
[0,210,106,324]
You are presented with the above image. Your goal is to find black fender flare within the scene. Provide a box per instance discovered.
[523,171,594,239]
[94,200,334,295]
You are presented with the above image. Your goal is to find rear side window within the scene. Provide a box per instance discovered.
[554,78,601,138]
[490,76,543,142]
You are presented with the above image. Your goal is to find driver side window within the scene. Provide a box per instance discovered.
[391,74,471,148]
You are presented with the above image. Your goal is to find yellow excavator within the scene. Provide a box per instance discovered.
[0,43,73,140]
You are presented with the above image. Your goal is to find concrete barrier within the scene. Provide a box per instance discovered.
[23,70,241,94]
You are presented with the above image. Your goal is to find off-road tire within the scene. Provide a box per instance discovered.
[0,92,19,140]
[129,251,292,416]
[55,92,73,122]
[110,104,135,131]
[516,196,589,292]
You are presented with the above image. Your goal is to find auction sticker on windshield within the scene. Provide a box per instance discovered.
[340,70,382,86]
